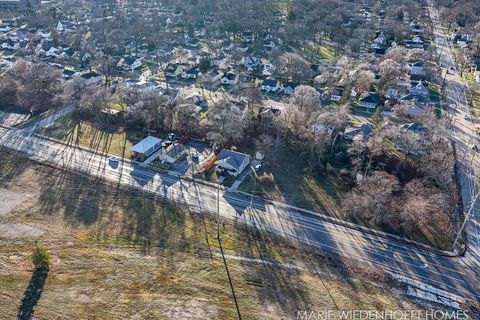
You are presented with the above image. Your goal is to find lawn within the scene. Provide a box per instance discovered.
[240,153,345,220]
[429,84,441,103]
[303,42,336,61]
[461,72,475,84]
[39,114,142,158]
[0,152,426,319]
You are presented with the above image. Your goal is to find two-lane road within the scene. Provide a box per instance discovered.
[1,125,480,302]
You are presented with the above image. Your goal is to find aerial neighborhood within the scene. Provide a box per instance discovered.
[0,0,478,242]
[1,0,480,318]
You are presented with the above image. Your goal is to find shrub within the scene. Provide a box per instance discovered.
[32,244,50,270]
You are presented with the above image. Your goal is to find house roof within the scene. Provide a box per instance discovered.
[359,93,381,104]
[208,69,219,77]
[216,149,249,171]
[412,61,424,67]
[412,82,428,93]
[131,136,162,154]
[223,72,237,81]
[473,56,480,71]
[81,71,100,79]
[185,67,200,75]
[344,123,373,141]
[401,122,428,133]
[263,78,279,87]
[164,143,187,158]
[332,86,345,96]
[166,63,181,73]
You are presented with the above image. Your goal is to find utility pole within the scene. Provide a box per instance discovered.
[249,166,257,210]
[452,190,479,252]
[217,179,220,239]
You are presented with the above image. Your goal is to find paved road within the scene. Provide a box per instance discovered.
[1,122,480,303]
[427,0,480,283]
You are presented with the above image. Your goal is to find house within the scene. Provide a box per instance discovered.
[405,102,428,117]
[260,106,281,121]
[283,82,296,95]
[222,41,234,51]
[410,82,429,99]
[385,88,399,100]
[81,71,102,85]
[243,56,260,71]
[62,68,80,80]
[117,56,142,71]
[263,40,276,50]
[131,136,162,160]
[181,67,201,79]
[344,123,373,141]
[312,124,334,135]
[205,69,221,83]
[330,86,345,102]
[239,44,250,52]
[165,63,183,77]
[409,61,426,76]
[158,143,188,164]
[211,52,230,69]
[401,122,428,133]
[358,93,381,110]
[221,71,239,85]
[404,36,424,49]
[215,149,251,177]
[187,38,200,47]
[261,60,275,76]
[261,78,280,92]
[243,31,254,43]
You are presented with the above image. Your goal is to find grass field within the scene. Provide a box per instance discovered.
[240,154,345,220]
[0,151,426,319]
[39,114,141,158]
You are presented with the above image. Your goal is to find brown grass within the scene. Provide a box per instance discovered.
[0,151,426,319]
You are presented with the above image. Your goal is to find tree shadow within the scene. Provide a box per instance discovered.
[17,268,49,320]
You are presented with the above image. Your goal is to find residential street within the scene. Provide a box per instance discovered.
[427,0,480,281]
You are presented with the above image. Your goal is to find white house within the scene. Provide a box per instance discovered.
[410,82,429,99]
[165,63,183,77]
[242,56,260,71]
[215,149,251,177]
[261,78,280,92]
[158,143,188,164]
[221,72,239,85]
[358,93,381,110]
[181,67,201,79]
[205,69,222,83]
[81,71,102,85]
[131,136,162,160]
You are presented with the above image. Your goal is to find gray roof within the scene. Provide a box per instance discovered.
[131,136,162,155]
[216,149,249,171]
[165,143,187,158]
